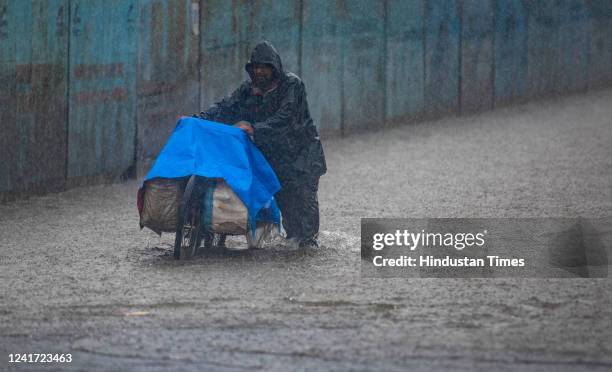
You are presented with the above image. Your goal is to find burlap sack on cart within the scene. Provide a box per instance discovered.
[140,178,183,235]
[210,180,274,249]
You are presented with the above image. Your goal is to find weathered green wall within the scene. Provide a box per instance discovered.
[0,0,69,198]
[1,0,611,200]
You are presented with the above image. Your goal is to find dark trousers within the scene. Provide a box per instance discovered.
[275,177,320,241]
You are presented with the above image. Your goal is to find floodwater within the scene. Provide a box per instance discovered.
[1,90,612,371]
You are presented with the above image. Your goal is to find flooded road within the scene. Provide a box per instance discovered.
[2,90,612,371]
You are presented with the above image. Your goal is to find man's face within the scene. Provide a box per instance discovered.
[252,63,274,88]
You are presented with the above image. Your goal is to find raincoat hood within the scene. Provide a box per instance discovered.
[245,41,284,80]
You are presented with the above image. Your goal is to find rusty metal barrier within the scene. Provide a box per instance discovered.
[1,0,611,200]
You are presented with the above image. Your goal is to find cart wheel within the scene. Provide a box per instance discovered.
[217,234,226,249]
[202,232,226,250]
[174,175,203,259]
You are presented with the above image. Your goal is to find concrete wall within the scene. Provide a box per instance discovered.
[1,0,611,201]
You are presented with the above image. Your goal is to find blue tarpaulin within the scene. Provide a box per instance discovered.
[144,117,281,230]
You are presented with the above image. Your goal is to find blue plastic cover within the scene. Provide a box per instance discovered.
[144,117,281,230]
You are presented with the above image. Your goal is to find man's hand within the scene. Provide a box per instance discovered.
[234,121,254,136]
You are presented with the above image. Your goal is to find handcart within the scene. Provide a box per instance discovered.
[137,117,281,259]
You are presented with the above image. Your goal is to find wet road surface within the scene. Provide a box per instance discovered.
[1,90,612,371]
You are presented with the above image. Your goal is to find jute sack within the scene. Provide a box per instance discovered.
[209,181,275,249]
[140,178,183,235]
[209,180,249,235]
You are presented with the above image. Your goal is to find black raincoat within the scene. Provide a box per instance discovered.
[198,41,326,244]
